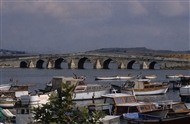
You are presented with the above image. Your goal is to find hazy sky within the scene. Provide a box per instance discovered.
[0,0,189,54]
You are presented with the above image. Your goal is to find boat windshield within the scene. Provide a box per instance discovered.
[124,97,131,102]
[173,104,181,110]
[115,96,137,104]
[173,104,187,111]
[115,98,123,104]
[138,105,156,112]
[131,97,136,102]
[181,104,187,109]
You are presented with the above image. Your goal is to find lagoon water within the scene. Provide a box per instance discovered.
[0,65,189,123]
[0,66,189,100]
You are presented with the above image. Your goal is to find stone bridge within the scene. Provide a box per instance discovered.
[0,53,189,69]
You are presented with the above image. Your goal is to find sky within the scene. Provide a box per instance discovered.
[0,0,189,54]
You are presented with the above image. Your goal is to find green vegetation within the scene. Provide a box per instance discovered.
[32,83,106,124]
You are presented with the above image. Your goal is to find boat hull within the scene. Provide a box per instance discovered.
[121,87,169,95]
[0,98,15,108]
[124,115,190,124]
[0,83,12,91]
[144,75,157,79]
[166,74,184,79]
[95,76,118,80]
[21,94,50,107]
[95,76,134,80]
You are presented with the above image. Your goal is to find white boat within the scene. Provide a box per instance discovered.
[166,74,184,79]
[20,93,51,108]
[95,74,135,80]
[123,100,190,124]
[95,75,118,80]
[180,85,190,103]
[0,84,36,108]
[73,84,111,100]
[143,74,157,79]
[0,97,15,108]
[40,76,111,100]
[1,109,15,118]
[179,76,190,103]
[100,116,120,124]
[116,75,135,80]
[0,83,12,91]
[113,79,169,96]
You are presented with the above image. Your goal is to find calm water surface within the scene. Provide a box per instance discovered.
[0,67,189,123]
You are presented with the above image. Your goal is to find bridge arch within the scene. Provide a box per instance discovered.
[127,60,140,69]
[36,60,45,69]
[149,61,160,69]
[54,58,65,69]
[78,57,93,69]
[103,59,112,69]
[102,58,118,69]
[20,61,28,68]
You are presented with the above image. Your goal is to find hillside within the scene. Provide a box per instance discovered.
[87,47,190,54]
[87,47,190,59]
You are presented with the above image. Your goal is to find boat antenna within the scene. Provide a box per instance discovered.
[73,73,77,79]
[137,72,142,79]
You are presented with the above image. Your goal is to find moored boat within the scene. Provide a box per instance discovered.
[143,74,157,79]
[94,75,118,80]
[0,97,15,108]
[155,100,190,115]
[39,76,111,100]
[166,74,184,79]
[101,93,168,116]
[0,83,12,91]
[20,92,52,108]
[0,84,36,108]
[95,74,135,80]
[0,107,15,123]
[123,112,190,124]
[179,76,190,102]
[123,100,190,124]
[113,79,169,96]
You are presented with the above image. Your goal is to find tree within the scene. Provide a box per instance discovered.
[33,83,106,124]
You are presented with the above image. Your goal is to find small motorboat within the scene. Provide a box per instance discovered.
[143,74,157,79]
[166,74,184,79]
[95,74,135,80]
[94,76,118,80]
[101,93,168,116]
[123,100,190,124]
[114,79,169,96]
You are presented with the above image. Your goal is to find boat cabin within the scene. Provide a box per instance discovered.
[51,76,111,93]
[170,76,190,90]
[156,100,190,115]
[179,76,190,85]
[16,107,35,124]
[51,76,84,92]
[101,93,159,115]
